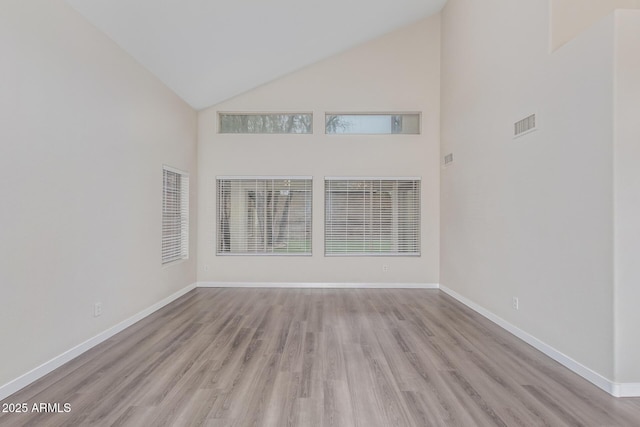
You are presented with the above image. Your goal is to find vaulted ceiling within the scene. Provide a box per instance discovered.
[65,0,447,110]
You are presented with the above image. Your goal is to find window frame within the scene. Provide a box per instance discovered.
[162,165,190,265]
[216,176,313,256]
[324,177,421,257]
[324,112,421,135]
[218,112,314,134]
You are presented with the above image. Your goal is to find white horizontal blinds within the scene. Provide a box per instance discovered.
[162,167,189,264]
[219,113,313,134]
[217,178,312,255]
[325,178,420,256]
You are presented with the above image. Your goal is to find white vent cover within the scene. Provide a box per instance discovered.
[514,114,536,137]
[444,153,454,166]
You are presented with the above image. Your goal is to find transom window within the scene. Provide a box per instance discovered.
[219,113,313,134]
[217,177,312,255]
[325,113,420,134]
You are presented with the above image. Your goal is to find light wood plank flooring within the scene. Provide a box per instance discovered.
[2,289,640,426]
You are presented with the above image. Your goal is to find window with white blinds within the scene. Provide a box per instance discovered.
[325,178,420,256]
[217,177,312,255]
[162,166,189,264]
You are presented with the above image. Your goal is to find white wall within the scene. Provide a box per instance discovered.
[198,15,440,285]
[550,0,640,50]
[441,0,616,380]
[0,0,197,391]
[613,10,640,384]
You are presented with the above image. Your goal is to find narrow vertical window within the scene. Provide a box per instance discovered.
[162,166,189,264]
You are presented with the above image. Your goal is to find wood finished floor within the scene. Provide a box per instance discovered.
[2,289,640,427]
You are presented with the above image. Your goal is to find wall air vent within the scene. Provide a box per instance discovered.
[514,113,537,138]
[443,153,454,166]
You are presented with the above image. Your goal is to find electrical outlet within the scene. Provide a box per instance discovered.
[444,153,454,166]
[94,302,102,317]
[382,264,389,272]
[512,297,519,310]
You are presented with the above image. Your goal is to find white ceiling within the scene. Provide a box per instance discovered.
[66,0,446,110]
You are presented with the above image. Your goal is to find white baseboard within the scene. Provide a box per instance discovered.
[197,281,439,289]
[612,382,640,398]
[439,285,640,398]
[0,283,197,402]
